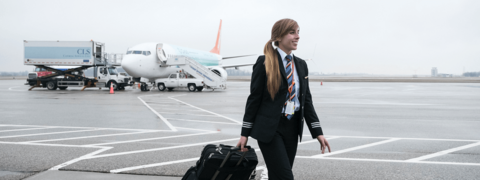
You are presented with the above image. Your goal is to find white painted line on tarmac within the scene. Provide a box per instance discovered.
[168,118,240,125]
[311,138,400,158]
[169,96,242,125]
[0,124,160,132]
[50,146,113,170]
[296,156,480,166]
[157,112,220,117]
[87,131,218,146]
[8,86,20,90]
[175,127,218,133]
[149,107,204,112]
[111,157,199,173]
[304,134,480,142]
[299,137,340,145]
[0,129,100,139]
[24,131,164,143]
[0,141,100,148]
[86,138,239,159]
[260,166,268,180]
[255,165,265,171]
[314,102,434,106]
[0,127,54,133]
[138,96,177,131]
[406,141,480,162]
[144,102,183,105]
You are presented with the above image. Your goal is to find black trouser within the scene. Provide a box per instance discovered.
[258,114,299,180]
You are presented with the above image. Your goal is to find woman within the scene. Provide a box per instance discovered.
[236,18,331,179]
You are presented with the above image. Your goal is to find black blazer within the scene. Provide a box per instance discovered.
[241,50,324,143]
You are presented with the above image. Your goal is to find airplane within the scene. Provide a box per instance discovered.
[121,20,255,91]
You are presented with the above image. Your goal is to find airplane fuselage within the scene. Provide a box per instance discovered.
[121,42,222,80]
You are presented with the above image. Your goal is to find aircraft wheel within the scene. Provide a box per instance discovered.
[167,88,174,91]
[140,83,149,91]
[196,87,203,92]
[188,84,196,92]
[158,83,166,91]
[59,87,67,90]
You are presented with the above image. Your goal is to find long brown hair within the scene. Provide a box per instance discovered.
[264,18,299,100]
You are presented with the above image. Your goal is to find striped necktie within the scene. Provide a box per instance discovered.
[284,55,296,120]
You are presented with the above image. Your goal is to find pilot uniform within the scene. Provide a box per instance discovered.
[241,48,323,179]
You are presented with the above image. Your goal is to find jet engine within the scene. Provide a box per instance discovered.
[208,66,228,81]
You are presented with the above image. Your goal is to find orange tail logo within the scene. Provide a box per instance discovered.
[210,19,222,55]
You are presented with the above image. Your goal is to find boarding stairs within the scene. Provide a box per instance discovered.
[165,56,226,90]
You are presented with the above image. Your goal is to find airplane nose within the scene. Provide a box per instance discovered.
[121,56,140,77]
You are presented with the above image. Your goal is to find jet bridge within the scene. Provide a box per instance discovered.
[165,56,226,90]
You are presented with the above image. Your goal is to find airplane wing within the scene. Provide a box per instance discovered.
[222,54,256,59]
[218,54,257,69]
[217,63,255,69]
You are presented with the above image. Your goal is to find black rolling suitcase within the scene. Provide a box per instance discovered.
[182,144,258,180]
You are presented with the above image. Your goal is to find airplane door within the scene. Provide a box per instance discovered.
[165,74,178,87]
[156,43,167,62]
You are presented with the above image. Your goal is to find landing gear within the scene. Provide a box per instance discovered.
[140,83,150,91]
[196,87,203,91]
[59,87,67,90]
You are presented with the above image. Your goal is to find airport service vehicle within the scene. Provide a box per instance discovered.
[32,66,62,77]
[121,20,255,92]
[152,56,227,91]
[155,72,203,92]
[24,40,132,90]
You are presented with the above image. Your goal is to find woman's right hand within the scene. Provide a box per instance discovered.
[236,136,249,152]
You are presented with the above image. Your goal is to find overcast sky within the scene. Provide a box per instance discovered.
[1,0,479,75]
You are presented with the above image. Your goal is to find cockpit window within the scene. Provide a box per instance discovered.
[128,50,151,56]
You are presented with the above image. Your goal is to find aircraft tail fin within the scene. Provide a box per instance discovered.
[210,19,222,55]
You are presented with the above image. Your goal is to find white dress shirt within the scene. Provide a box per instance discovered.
[277,48,300,112]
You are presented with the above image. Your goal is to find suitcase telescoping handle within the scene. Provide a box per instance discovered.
[211,146,250,180]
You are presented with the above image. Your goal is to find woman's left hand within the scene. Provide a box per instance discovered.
[316,135,331,154]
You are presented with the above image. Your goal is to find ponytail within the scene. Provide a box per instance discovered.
[264,18,298,100]
[264,40,281,100]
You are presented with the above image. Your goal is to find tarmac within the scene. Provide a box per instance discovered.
[0,79,479,180]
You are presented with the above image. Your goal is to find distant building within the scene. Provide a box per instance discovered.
[438,73,453,78]
[431,67,438,77]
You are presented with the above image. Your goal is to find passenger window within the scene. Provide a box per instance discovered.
[169,74,177,78]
